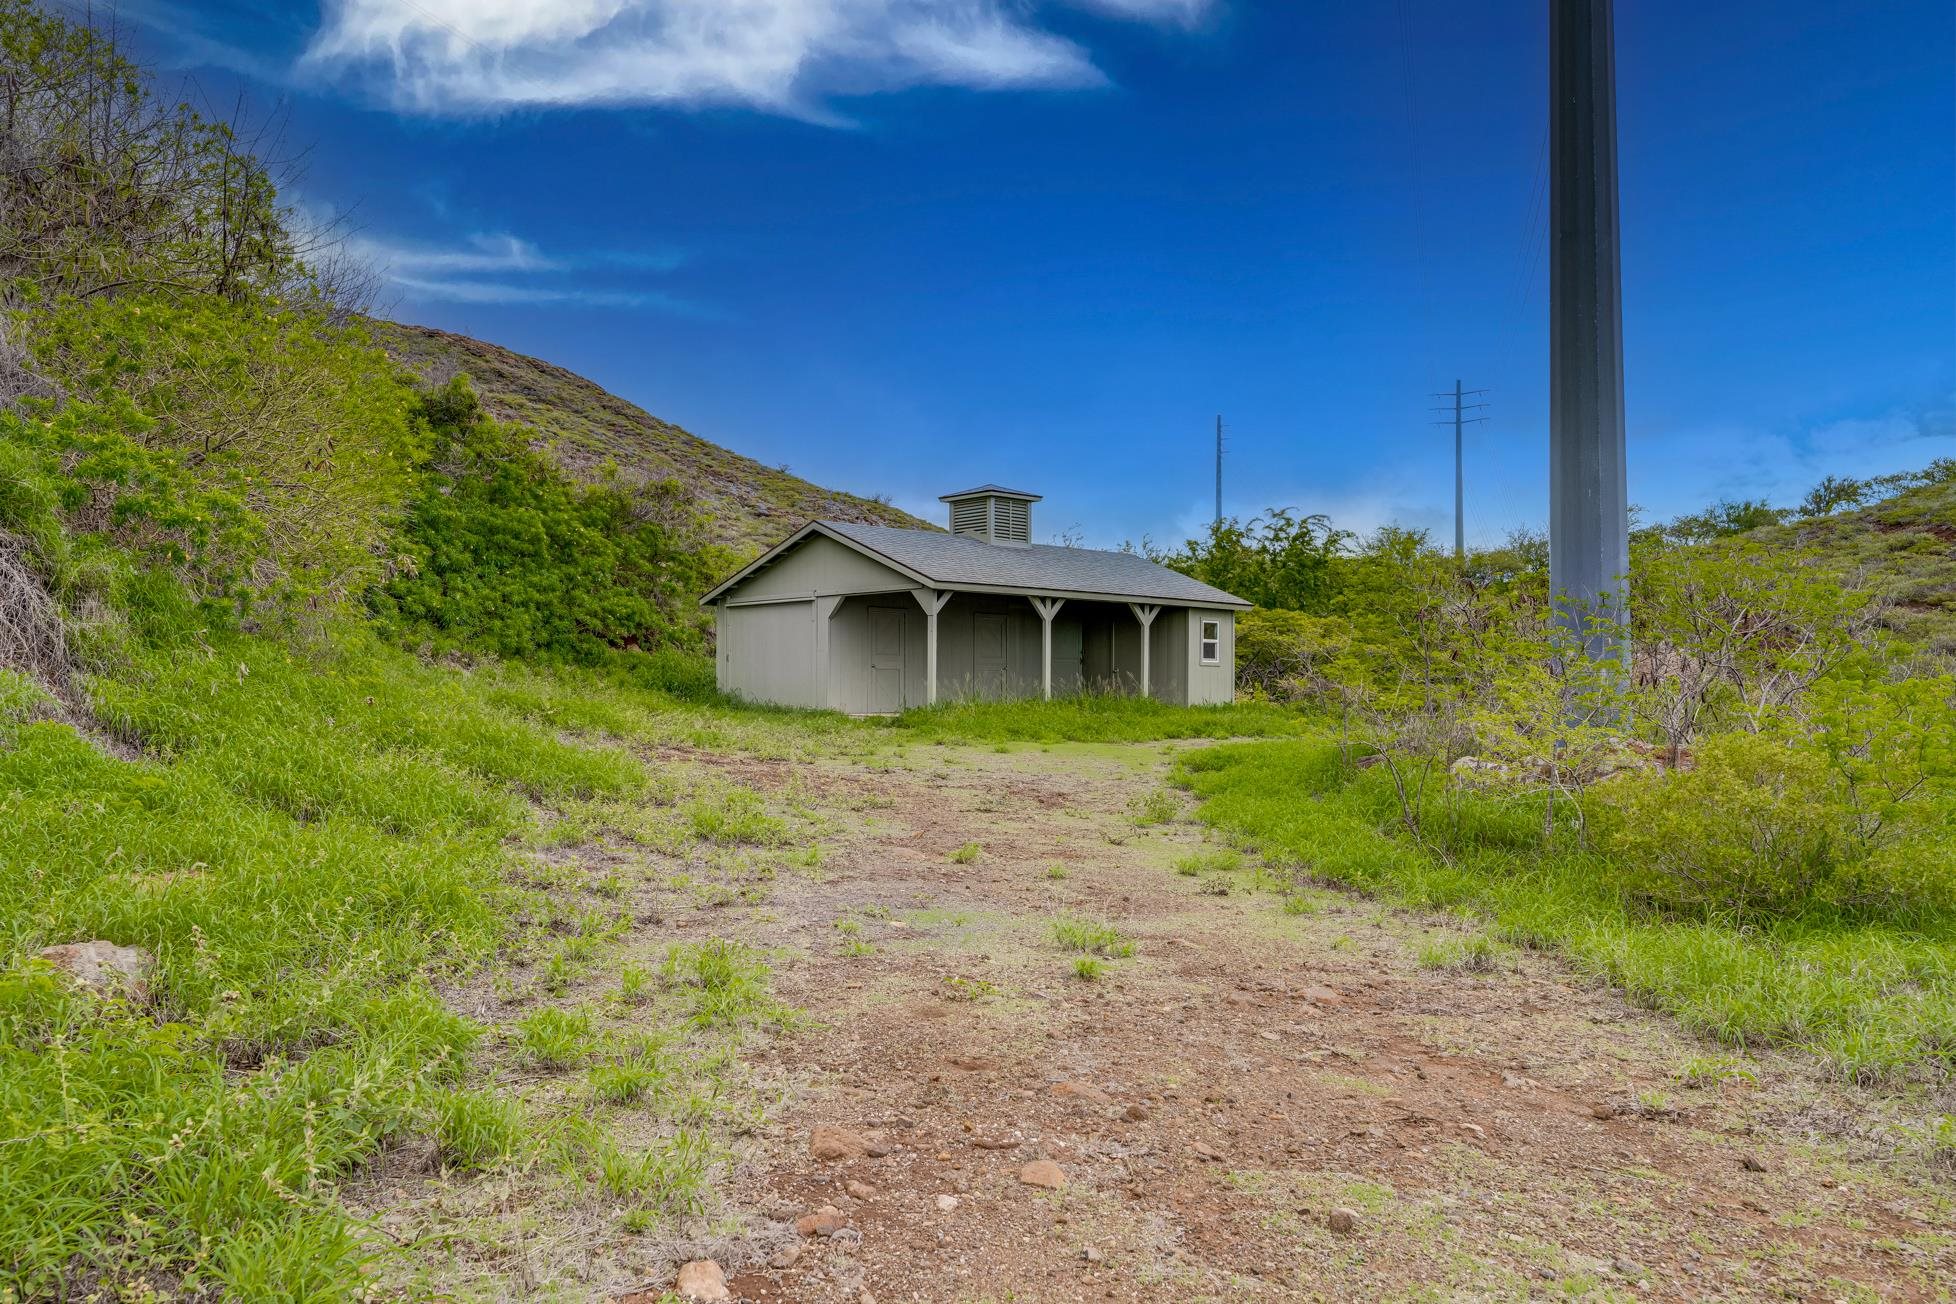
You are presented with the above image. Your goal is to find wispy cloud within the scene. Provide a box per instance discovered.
[308,211,700,313]
[299,0,1214,118]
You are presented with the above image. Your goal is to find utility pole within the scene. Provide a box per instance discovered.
[1213,414,1223,531]
[1549,0,1630,663]
[1430,380,1487,561]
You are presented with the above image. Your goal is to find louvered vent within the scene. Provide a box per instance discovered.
[950,499,989,537]
[993,498,1030,543]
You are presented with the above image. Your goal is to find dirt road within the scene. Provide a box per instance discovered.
[655,741,1952,1303]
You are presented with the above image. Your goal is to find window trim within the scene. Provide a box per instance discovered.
[1198,617,1221,665]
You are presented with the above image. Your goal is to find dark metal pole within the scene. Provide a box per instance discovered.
[1214,414,1223,530]
[1549,0,1630,662]
[1453,379,1465,561]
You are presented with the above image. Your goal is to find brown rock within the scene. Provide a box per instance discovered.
[1049,1081,1112,1105]
[37,940,153,1003]
[674,1260,731,1302]
[1327,1206,1361,1234]
[810,1126,870,1160]
[1190,1140,1224,1162]
[845,1179,877,1200]
[1017,1160,1067,1190]
[794,1211,850,1237]
[1301,985,1346,1007]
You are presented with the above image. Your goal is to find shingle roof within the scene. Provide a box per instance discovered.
[804,520,1250,608]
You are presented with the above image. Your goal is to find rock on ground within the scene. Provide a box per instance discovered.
[673,1260,730,1302]
[37,940,153,1002]
[1017,1160,1066,1190]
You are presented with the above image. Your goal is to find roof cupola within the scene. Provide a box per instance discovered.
[939,484,1040,546]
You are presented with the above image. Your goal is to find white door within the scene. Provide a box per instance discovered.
[868,606,906,713]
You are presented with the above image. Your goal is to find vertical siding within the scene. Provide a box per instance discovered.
[1150,608,1189,703]
[719,600,818,707]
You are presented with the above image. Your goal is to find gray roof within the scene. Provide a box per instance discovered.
[703,520,1249,608]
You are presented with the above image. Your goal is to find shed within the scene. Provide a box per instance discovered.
[699,486,1251,712]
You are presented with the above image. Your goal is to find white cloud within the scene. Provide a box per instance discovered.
[300,0,1211,116]
[345,231,560,275]
[301,209,699,312]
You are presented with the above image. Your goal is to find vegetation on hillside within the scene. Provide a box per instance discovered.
[371,321,929,557]
[371,376,724,669]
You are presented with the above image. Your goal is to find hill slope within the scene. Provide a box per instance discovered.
[1749,476,1956,654]
[372,321,929,557]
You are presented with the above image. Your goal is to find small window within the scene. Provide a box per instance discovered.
[1199,618,1221,665]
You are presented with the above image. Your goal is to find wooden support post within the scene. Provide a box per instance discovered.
[911,588,954,705]
[1127,603,1160,699]
[1029,596,1065,701]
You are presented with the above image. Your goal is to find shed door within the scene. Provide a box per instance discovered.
[868,606,906,713]
[1052,618,1083,695]
[972,611,1008,700]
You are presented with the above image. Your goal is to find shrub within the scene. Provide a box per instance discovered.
[1595,731,1955,923]
[1233,607,1354,700]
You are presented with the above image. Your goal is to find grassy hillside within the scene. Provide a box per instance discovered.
[1751,476,1956,654]
[372,321,929,557]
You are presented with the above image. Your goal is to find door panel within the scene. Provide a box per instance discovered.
[868,606,906,713]
[1052,618,1084,695]
[972,611,1008,700]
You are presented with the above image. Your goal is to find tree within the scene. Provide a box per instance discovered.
[1149,508,1351,612]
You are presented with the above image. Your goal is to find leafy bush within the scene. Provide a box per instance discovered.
[372,378,720,664]
[1597,716,1955,924]
[1234,607,1353,700]
[1150,508,1352,611]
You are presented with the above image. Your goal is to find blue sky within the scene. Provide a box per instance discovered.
[119,0,1952,548]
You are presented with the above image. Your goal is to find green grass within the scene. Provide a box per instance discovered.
[518,1007,597,1069]
[1416,934,1500,972]
[1176,737,1956,1084]
[949,841,982,864]
[1072,956,1107,981]
[660,938,779,1028]
[0,628,647,1297]
[1050,916,1137,958]
[879,693,1304,744]
[430,1089,525,1171]
[1173,847,1244,876]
